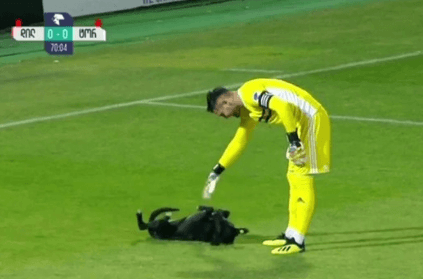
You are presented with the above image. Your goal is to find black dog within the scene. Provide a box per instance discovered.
[136,206,248,245]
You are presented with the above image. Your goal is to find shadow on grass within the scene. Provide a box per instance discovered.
[131,233,275,246]
[309,237,423,252]
[309,226,423,236]
[308,234,423,246]
[176,244,311,279]
[130,234,310,279]
[236,234,276,244]
[308,226,423,252]
[131,227,423,254]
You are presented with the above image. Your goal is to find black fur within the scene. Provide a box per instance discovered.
[136,206,248,245]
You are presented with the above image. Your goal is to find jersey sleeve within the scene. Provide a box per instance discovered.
[218,111,257,169]
[262,93,296,133]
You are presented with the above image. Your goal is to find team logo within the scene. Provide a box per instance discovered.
[253,93,259,101]
[44,12,73,27]
[52,14,65,25]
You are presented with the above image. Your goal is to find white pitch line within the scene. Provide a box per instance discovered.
[224,68,285,74]
[330,115,423,126]
[146,101,205,109]
[0,100,149,129]
[0,89,213,130]
[143,101,423,126]
[225,50,422,75]
[0,50,422,130]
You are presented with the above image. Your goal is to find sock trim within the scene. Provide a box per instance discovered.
[285,227,305,245]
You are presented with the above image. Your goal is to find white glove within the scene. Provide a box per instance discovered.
[203,172,220,199]
[286,141,307,166]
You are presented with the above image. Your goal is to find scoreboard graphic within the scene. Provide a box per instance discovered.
[12,13,106,55]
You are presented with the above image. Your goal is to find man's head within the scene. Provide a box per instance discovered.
[206,87,242,118]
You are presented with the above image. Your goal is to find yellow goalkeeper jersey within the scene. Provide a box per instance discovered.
[238,78,324,132]
[218,78,330,174]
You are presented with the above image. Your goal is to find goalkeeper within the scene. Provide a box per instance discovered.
[203,78,331,255]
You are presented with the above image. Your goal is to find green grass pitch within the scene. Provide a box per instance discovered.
[0,0,422,278]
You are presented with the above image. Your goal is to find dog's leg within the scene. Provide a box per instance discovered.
[218,209,230,219]
[149,207,179,222]
[136,210,148,230]
[210,212,224,246]
[197,205,214,213]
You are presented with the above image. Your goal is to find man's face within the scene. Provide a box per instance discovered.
[214,93,240,118]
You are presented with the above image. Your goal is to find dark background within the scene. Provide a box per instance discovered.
[0,0,231,31]
[0,0,44,30]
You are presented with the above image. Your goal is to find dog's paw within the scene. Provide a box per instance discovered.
[238,228,249,234]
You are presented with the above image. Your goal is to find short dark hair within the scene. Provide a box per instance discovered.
[206,87,229,112]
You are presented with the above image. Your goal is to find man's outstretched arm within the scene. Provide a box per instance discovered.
[203,114,256,199]
[218,115,257,169]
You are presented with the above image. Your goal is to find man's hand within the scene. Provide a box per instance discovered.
[203,172,220,199]
[286,141,307,166]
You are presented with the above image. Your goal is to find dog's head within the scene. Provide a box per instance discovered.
[209,210,249,245]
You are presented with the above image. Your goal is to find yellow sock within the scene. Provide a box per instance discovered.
[287,173,316,236]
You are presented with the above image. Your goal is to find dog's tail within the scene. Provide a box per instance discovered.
[237,228,249,235]
[149,207,179,222]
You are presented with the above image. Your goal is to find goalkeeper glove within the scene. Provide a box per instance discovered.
[286,131,307,167]
[203,164,225,199]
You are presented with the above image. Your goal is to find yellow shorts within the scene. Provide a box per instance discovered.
[288,108,331,175]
